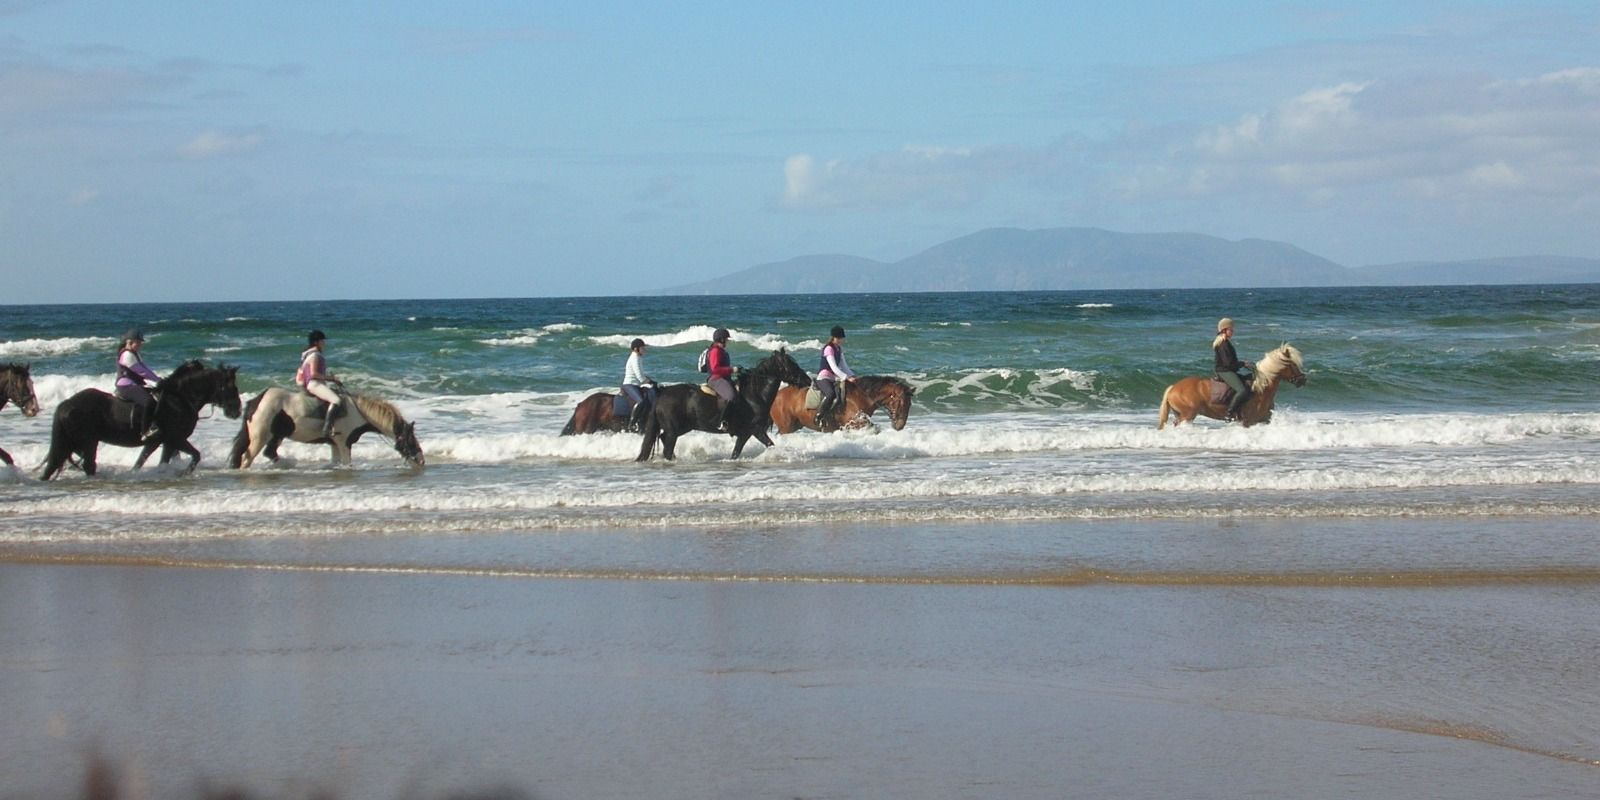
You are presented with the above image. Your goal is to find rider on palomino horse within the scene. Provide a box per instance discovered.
[296,329,344,437]
[114,330,163,440]
[1213,318,1253,422]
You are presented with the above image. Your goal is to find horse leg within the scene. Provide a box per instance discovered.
[133,440,160,469]
[331,437,352,466]
[0,446,11,467]
[175,441,202,473]
[660,432,678,461]
[80,444,98,477]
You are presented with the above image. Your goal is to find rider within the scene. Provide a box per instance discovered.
[621,338,657,431]
[815,325,856,431]
[1213,317,1254,422]
[296,329,344,436]
[114,329,162,439]
[705,328,748,430]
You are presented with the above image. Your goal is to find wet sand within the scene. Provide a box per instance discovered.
[4,535,1599,800]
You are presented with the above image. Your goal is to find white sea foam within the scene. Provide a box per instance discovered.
[542,322,584,332]
[477,329,546,346]
[1076,303,1114,309]
[872,323,908,330]
[589,325,821,352]
[0,336,116,359]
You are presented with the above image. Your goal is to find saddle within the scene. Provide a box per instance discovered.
[612,394,635,417]
[1208,380,1233,406]
[109,392,161,432]
[803,387,822,411]
[1208,373,1254,405]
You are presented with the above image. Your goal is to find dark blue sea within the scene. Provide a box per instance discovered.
[2,284,1599,542]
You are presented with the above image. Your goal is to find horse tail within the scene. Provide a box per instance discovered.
[1157,387,1172,430]
[560,410,579,437]
[636,419,660,462]
[227,392,266,468]
[38,404,73,480]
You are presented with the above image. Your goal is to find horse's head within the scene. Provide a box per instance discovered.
[873,377,915,431]
[1255,345,1307,390]
[758,348,812,388]
[393,420,425,467]
[2,363,40,417]
[212,364,244,418]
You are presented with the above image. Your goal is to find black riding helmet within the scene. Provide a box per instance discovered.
[309,329,327,345]
[713,328,730,343]
[630,338,647,350]
[830,325,846,339]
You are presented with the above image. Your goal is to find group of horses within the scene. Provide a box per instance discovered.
[0,342,1307,477]
[562,342,1307,461]
[561,349,918,460]
[0,360,423,480]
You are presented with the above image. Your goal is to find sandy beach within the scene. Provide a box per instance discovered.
[4,517,1599,799]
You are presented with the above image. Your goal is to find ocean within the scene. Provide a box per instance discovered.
[6,284,1600,794]
[2,284,1600,544]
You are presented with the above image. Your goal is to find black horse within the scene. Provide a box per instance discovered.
[0,363,41,467]
[637,348,811,461]
[39,360,243,479]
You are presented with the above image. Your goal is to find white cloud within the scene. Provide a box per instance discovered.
[179,129,264,159]
[779,144,1043,211]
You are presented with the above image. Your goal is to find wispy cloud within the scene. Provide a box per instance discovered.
[777,65,1600,216]
[178,129,265,159]
[407,25,569,57]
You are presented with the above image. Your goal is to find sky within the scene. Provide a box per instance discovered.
[3,1,1599,303]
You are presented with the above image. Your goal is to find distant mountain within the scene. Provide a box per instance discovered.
[660,227,1600,294]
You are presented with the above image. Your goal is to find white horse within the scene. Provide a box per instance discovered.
[228,387,424,468]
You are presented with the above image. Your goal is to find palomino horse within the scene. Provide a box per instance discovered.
[769,375,916,434]
[1158,344,1306,429]
[228,387,424,468]
[39,360,242,479]
[0,363,41,466]
[637,348,811,461]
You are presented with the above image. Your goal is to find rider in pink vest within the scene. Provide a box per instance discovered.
[296,329,344,436]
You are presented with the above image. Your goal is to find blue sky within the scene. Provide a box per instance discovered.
[4,1,1598,302]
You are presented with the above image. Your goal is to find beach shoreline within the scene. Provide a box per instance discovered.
[5,533,1598,799]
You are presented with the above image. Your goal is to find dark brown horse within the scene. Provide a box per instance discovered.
[560,385,657,436]
[637,349,811,461]
[1158,344,1306,429]
[39,360,242,479]
[0,363,41,466]
[769,375,915,433]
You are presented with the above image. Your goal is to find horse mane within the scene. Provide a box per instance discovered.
[1251,344,1303,392]
[157,359,208,389]
[854,375,913,396]
[350,393,406,433]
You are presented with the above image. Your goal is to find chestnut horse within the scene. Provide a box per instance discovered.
[560,386,656,436]
[769,375,915,433]
[1158,344,1306,429]
[0,363,41,466]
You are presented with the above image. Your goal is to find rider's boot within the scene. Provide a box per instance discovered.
[627,402,648,433]
[815,396,836,431]
[321,402,344,437]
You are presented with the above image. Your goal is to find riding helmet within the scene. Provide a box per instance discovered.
[630,338,646,350]
[1217,318,1234,333]
[713,328,730,343]
[122,329,145,344]
[309,329,327,345]
[830,325,846,339]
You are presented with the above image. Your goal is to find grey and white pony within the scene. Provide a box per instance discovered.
[227,387,424,468]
